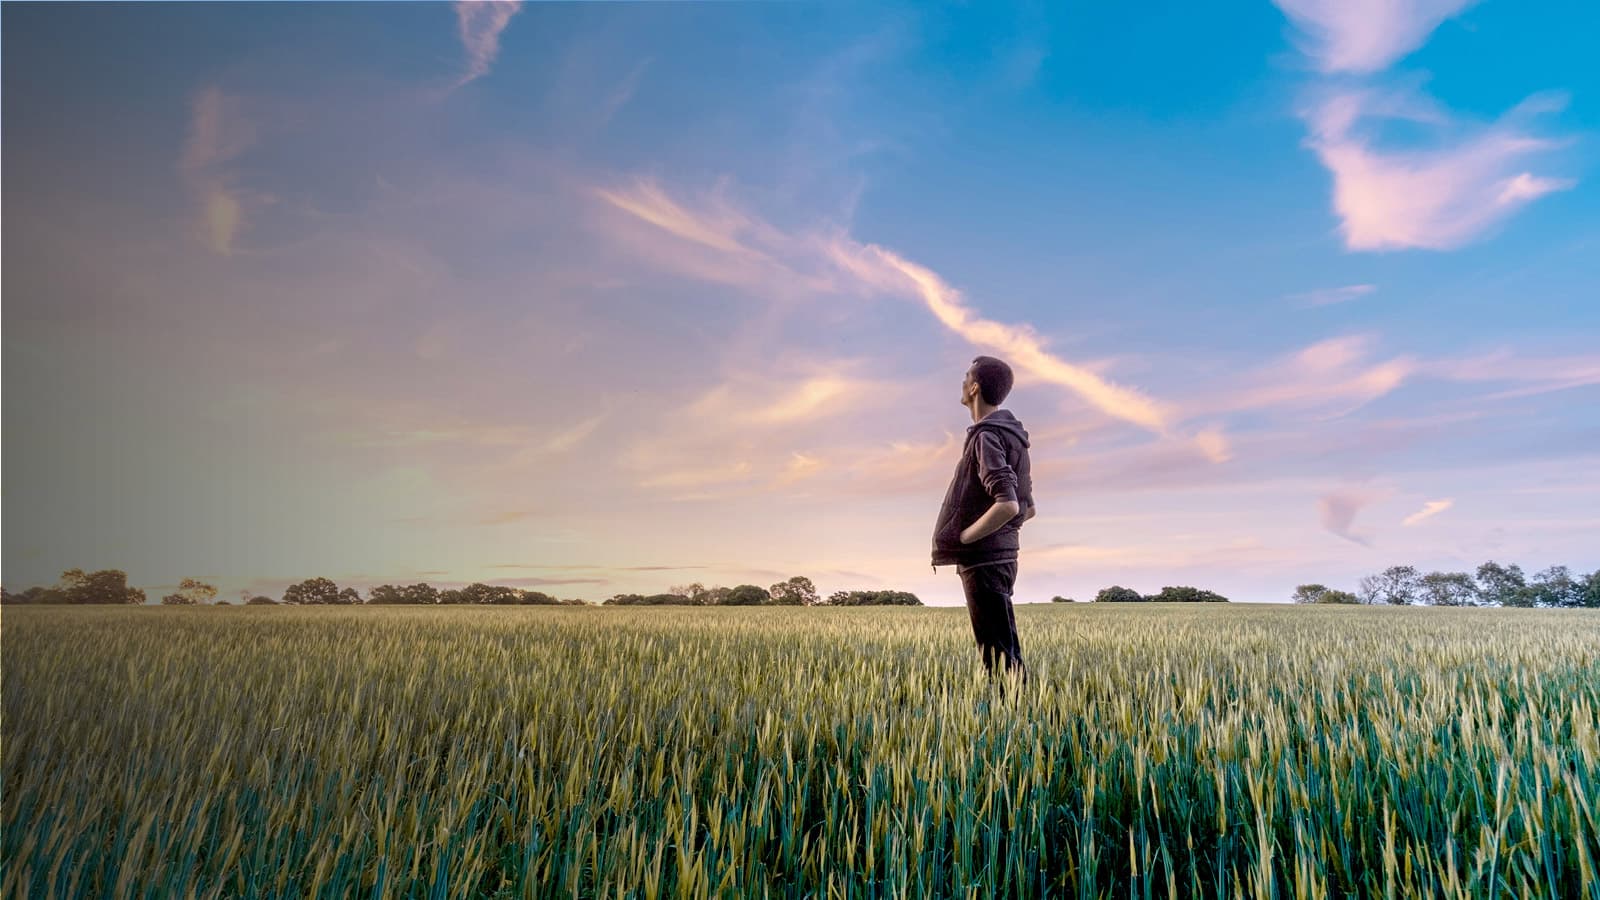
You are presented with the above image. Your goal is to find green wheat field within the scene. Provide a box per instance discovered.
[3,603,1598,898]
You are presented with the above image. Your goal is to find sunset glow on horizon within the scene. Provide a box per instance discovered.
[5,1,1597,606]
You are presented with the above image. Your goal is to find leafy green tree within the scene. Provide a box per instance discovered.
[1316,590,1360,604]
[282,577,341,605]
[1292,584,1330,604]
[768,576,819,606]
[1050,595,1075,603]
[453,583,522,604]
[1147,586,1229,603]
[1528,566,1580,607]
[1474,561,1531,607]
[827,590,922,606]
[245,595,277,605]
[722,584,771,606]
[1418,572,1477,606]
[702,586,733,606]
[1358,566,1420,605]
[368,583,441,604]
[604,593,696,605]
[1094,586,1144,603]
[4,586,68,604]
[1580,570,1600,608]
[59,569,145,604]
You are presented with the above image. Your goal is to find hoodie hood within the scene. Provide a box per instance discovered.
[967,408,1029,448]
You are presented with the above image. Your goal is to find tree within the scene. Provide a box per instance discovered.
[1580,570,1600,608]
[1094,586,1144,603]
[369,583,438,604]
[4,586,68,604]
[768,576,819,606]
[451,583,522,604]
[702,586,733,606]
[1417,571,1476,606]
[827,590,922,606]
[1147,586,1229,603]
[282,577,341,605]
[1474,561,1530,607]
[1528,566,1580,608]
[1292,584,1330,604]
[605,593,695,605]
[1358,566,1420,605]
[59,569,145,604]
[667,583,709,605]
[245,595,277,605]
[162,578,217,606]
[721,584,771,606]
[186,578,219,604]
[1316,590,1360,604]
[1050,595,1075,603]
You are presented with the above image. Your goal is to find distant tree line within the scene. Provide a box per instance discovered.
[1297,561,1600,607]
[1,571,922,607]
[1,569,148,605]
[1092,585,1230,603]
[604,578,922,607]
[0,570,588,606]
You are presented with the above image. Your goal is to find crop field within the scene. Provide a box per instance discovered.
[3,603,1599,898]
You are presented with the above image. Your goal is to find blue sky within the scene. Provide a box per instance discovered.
[5,1,1598,605]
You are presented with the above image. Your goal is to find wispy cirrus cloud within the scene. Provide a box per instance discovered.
[179,86,259,255]
[1287,283,1376,308]
[1303,88,1574,251]
[1205,334,1414,420]
[452,1,522,90]
[1402,498,1453,526]
[823,241,1178,436]
[1271,0,1476,74]
[1422,349,1600,400]
[594,176,1229,462]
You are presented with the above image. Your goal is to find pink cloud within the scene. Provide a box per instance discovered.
[1303,88,1574,251]
[1422,350,1600,400]
[1318,487,1388,545]
[1202,335,1415,420]
[594,176,1227,458]
[1272,0,1476,74]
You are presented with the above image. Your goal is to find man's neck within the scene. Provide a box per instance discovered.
[969,404,1000,424]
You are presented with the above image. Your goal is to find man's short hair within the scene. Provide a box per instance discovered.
[970,356,1014,406]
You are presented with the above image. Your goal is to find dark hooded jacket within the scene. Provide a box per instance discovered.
[931,408,1033,570]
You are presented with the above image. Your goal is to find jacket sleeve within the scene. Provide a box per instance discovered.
[975,431,1018,504]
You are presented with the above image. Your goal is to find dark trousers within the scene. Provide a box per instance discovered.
[959,560,1026,685]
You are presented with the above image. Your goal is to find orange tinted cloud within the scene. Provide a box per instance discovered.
[593,176,1222,457]
[1402,498,1453,526]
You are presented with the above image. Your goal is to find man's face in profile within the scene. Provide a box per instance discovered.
[961,368,975,407]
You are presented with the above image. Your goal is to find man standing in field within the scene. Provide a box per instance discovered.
[932,355,1035,688]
